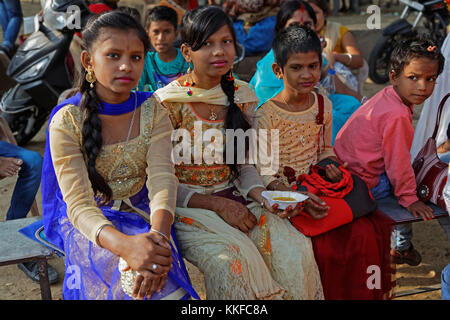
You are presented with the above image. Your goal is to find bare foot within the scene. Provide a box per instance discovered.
[0,156,22,178]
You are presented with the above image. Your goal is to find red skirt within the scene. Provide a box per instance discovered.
[310,210,396,300]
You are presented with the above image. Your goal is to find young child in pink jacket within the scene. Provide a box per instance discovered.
[333,37,445,266]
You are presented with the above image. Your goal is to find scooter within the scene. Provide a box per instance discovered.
[0,0,91,145]
[368,0,449,84]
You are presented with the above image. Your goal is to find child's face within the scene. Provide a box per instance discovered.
[273,51,321,96]
[148,20,178,54]
[285,8,315,30]
[182,24,235,80]
[82,28,145,98]
[389,57,439,106]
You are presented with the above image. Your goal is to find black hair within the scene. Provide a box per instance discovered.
[275,0,317,33]
[447,122,450,140]
[145,5,178,30]
[306,0,330,17]
[118,6,142,24]
[76,11,150,204]
[180,6,250,180]
[273,24,322,69]
[390,36,445,78]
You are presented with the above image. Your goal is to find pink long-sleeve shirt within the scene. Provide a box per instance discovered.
[333,85,418,208]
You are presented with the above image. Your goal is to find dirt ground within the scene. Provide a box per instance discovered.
[0,1,449,300]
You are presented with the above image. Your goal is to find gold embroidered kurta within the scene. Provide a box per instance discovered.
[48,96,178,244]
[158,80,266,206]
[255,92,335,187]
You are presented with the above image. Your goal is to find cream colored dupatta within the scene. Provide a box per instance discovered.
[155,79,259,106]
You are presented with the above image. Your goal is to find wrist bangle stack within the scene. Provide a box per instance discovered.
[150,228,170,243]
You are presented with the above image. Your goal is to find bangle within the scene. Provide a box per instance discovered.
[345,53,352,66]
[360,96,368,104]
[271,180,281,190]
[150,228,170,243]
[95,224,112,248]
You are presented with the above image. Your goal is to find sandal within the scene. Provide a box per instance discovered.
[18,261,59,284]
[390,243,422,266]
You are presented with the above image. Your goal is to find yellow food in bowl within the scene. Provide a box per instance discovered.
[273,197,296,201]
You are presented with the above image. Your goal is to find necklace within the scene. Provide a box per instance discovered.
[207,104,222,121]
[114,92,138,182]
[281,93,312,112]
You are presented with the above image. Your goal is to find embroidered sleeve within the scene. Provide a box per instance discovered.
[145,101,178,220]
[253,104,278,187]
[49,106,113,245]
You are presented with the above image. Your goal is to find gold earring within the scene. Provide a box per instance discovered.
[85,66,96,88]
[186,62,192,74]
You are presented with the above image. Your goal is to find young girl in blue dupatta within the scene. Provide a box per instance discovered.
[41,11,198,300]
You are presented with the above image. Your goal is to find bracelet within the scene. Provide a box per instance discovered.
[150,228,171,243]
[345,53,352,66]
[271,180,281,190]
[95,224,112,248]
[360,96,368,104]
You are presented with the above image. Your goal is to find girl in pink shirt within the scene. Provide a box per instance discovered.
[333,37,445,265]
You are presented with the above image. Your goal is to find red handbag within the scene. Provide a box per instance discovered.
[288,159,377,236]
[412,93,450,210]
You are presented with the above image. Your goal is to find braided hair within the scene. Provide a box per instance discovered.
[76,11,150,203]
[180,6,250,180]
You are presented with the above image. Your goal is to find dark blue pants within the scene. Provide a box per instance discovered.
[0,141,42,220]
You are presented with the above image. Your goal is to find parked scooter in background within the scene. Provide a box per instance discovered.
[0,0,91,145]
[368,0,449,84]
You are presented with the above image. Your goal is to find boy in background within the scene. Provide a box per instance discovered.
[138,6,188,92]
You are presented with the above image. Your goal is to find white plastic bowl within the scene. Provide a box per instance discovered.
[261,191,309,210]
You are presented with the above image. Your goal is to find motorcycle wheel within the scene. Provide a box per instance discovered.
[368,35,395,84]
[1,108,47,146]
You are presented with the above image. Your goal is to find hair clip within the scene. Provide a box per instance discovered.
[226,73,235,82]
[427,45,436,52]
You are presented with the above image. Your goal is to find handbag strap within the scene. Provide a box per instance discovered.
[316,93,324,125]
[315,93,325,151]
[431,93,450,140]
